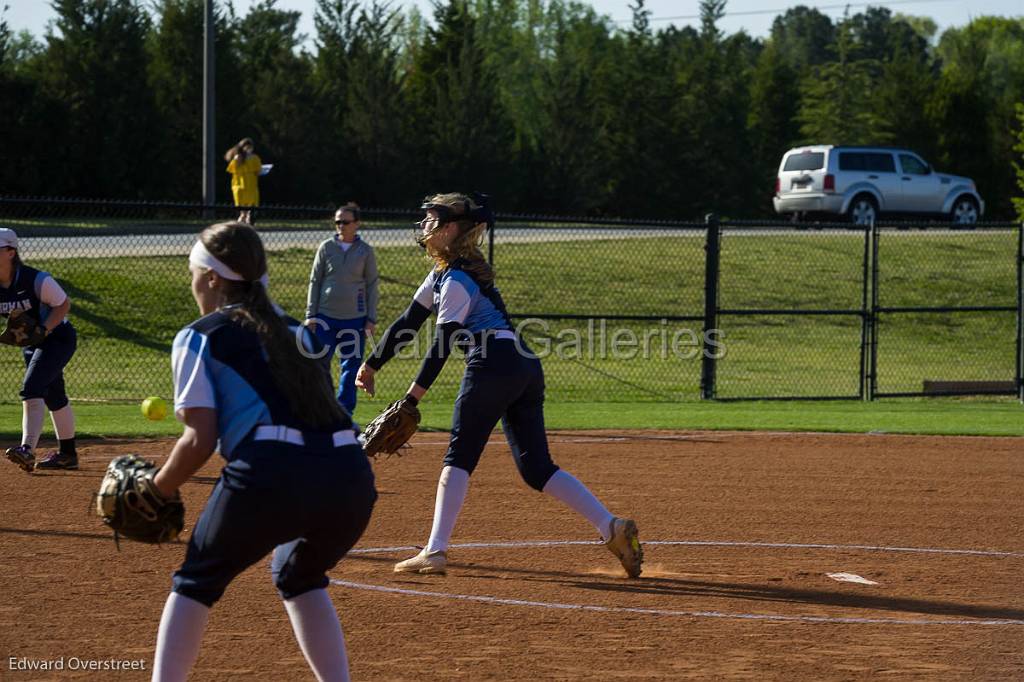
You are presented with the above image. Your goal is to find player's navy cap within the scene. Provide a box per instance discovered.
[0,228,17,249]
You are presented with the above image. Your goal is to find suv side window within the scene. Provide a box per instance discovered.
[866,153,896,173]
[838,152,867,171]
[899,154,929,175]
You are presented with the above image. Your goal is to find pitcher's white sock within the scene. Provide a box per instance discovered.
[425,465,470,554]
[21,399,45,450]
[283,588,350,682]
[49,405,76,440]
[543,469,615,540]
[152,592,210,682]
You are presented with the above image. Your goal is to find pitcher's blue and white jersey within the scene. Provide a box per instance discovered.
[171,305,345,459]
[413,268,510,333]
[0,265,68,324]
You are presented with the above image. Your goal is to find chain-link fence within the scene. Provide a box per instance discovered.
[870,224,1020,397]
[714,221,870,399]
[1,197,1021,403]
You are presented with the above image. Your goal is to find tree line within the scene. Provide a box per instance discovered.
[2,0,1023,220]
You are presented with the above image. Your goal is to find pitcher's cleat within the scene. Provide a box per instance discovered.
[605,517,643,578]
[34,451,79,470]
[393,549,447,575]
[5,445,35,473]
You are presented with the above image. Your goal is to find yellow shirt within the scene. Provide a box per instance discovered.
[227,154,262,206]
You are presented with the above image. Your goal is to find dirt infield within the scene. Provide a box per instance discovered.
[2,430,1022,680]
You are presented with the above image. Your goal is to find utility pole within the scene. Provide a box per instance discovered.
[202,0,215,210]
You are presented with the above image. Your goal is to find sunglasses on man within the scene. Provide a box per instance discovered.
[334,219,356,226]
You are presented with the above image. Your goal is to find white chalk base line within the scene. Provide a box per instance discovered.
[334,539,1024,626]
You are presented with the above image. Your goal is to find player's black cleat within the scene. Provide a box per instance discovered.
[34,451,78,471]
[5,445,35,473]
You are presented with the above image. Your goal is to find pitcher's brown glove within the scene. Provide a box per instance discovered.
[360,396,421,458]
[94,454,184,546]
[1,309,47,347]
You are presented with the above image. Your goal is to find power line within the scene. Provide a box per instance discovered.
[613,0,960,24]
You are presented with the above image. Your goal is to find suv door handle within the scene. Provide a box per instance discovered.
[868,174,878,179]
[902,176,911,181]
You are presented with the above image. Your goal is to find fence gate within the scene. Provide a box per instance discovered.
[869,223,1023,398]
[708,219,871,400]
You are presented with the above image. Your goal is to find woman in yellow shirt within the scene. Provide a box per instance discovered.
[224,138,262,224]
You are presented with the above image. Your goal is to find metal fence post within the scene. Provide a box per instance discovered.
[488,218,495,266]
[859,223,872,400]
[869,219,880,400]
[700,213,721,400]
[1017,222,1023,403]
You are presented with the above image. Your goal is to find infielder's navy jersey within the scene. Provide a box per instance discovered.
[0,265,68,326]
[413,267,510,332]
[171,306,350,459]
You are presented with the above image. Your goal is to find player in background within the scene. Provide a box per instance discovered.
[355,193,642,578]
[0,228,80,472]
[150,222,376,682]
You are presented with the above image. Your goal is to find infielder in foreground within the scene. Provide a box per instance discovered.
[0,227,80,472]
[355,193,642,577]
[150,222,376,682]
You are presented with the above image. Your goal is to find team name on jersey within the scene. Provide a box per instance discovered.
[1,298,31,316]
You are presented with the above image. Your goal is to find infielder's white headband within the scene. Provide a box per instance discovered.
[189,240,269,287]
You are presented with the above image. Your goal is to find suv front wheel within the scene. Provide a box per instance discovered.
[846,195,878,226]
[949,196,979,225]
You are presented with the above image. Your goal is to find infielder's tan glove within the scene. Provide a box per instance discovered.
[94,454,185,547]
[0,309,47,347]
[361,396,421,458]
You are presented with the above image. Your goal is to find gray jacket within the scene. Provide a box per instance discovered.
[305,236,379,322]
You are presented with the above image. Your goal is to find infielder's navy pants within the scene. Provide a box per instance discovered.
[312,314,366,414]
[172,440,376,607]
[21,322,76,411]
[444,339,559,491]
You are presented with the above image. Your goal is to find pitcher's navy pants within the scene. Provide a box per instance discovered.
[443,339,559,491]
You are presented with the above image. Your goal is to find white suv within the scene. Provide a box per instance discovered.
[773,145,984,225]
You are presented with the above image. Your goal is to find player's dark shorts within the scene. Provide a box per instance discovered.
[20,321,76,410]
[444,338,559,490]
[172,438,376,606]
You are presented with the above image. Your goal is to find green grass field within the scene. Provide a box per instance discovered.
[1,226,1019,435]
[1,398,1021,441]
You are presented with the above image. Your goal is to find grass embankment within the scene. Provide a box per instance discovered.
[0,228,1017,436]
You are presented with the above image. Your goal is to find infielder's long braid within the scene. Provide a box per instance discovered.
[200,223,348,429]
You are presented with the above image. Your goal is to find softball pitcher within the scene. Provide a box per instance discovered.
[0,228,79,472]
[149,223,376,682]
[356,193,642,578]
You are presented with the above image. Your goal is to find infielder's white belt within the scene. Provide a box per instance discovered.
[253,425,358,448]
[469,329,516,345]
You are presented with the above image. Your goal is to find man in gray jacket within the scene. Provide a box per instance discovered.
[304,203,379,413]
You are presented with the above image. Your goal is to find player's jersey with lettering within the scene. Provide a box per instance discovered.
[413,265,512,333]
[171,306,350,459]
[0,265,68,325]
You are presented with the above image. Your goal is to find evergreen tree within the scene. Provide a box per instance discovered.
[748,41,799,213]
[407,0,512,194]
[529,5,615,213]
[770,6,834,70]
[343,1,413,205]
[311,0,360,199]
[935,18,1024,218]
[36,0,158,197]
[796,13,877,145]
[234,0,319,203]
[147,0,206,200]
